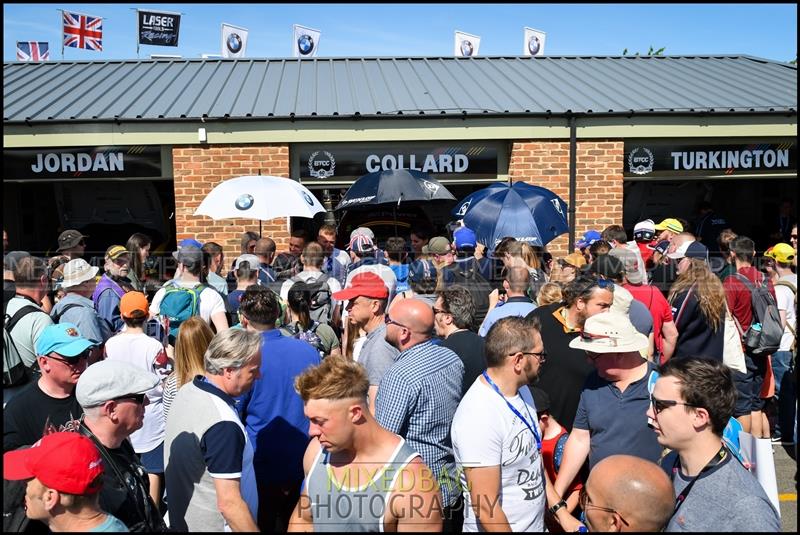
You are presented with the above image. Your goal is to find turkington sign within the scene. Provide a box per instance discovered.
[670,149,790,171]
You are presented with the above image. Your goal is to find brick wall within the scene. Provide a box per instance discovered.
[172,144,291,263]
[508,140,624,257]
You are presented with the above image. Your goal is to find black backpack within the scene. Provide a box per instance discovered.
[291,274,333,324]
[733,273,783,356]
[446,259,492,329]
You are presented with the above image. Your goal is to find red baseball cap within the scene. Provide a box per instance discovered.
[3,432,104,495]
[333,272,389,300]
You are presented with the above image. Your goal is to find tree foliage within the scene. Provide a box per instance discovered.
[622,46,666,56]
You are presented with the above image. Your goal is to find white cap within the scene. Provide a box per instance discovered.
[76,360,159,408]
[60,259,99,289]
[234,254,260,270]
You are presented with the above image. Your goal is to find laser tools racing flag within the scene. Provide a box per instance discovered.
[63,11,103,51]
[16,42,50,61]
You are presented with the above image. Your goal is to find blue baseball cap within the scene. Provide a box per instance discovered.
[453,227,477,250]
[35,323,95,357]
[173,238,204,260]
[576,230,602,249]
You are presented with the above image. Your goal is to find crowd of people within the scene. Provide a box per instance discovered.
[2,211,795,532]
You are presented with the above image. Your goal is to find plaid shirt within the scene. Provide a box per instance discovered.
[375,340,464,507]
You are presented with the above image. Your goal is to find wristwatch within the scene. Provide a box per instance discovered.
[548,499,567,515]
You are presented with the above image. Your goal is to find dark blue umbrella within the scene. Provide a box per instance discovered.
[451,182,569,250]
[334,169,456,211]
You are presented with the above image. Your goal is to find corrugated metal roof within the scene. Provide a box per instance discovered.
[3,55,796,124]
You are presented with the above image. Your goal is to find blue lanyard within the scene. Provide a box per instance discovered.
[482,371,541,452]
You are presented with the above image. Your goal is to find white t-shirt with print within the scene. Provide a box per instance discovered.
[104,331,171,452]
[452,376,546,532]
[150,280,227,325]
[776,273,797,351]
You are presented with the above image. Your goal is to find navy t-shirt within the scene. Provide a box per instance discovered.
[670,289,725,362]
[574,362,663,469]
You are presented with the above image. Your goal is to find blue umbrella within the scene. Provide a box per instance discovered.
[451,182,569,250]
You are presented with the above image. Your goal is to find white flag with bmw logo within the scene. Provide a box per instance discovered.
[523,27,546,56]
[221,23,248,58]
[293,24,321,58]
[454,31,480,57]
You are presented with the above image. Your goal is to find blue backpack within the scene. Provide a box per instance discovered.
[159,283,205,343]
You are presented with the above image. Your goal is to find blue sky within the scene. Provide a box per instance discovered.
[3,3,797,62]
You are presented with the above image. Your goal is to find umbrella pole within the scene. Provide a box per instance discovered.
[259,220,262,239]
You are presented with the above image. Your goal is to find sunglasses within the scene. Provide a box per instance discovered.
[384,315,410,330]
[47,350,91,366]
[113,393,147,405]
[512,350,547,363]
[649,394,699,415]
[579,331,620,347]
[579,487,629,526]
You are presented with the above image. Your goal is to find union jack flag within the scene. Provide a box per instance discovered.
[63,11,103,51]
[16,42,50,61]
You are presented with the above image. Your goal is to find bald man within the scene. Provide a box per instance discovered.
[376,298,465,531]
[581,455,673,532]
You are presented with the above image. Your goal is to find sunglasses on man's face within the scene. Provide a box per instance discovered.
[649,394,699,415]
[113,393,147,405]
[47,350,91,366]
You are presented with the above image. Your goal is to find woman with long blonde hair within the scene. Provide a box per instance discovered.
[161,316,214,421]
[667,252,727,361]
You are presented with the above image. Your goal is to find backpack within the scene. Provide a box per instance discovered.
[446,259,493,328]
[159,282,205,344]
[3,297,41,388]
[50,302,83,323]
[291,274,333,324]
[3,450,30,532]
[284,321,326,356]
[733,273,783,357]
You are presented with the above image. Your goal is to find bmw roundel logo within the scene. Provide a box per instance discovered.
[298,34,314,56]
[302,191,314,206]
[460,40,474,57]
[528,35,541,55]
[227,33,243,54]
[235,194,254,211]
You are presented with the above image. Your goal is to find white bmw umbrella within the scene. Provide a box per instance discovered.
[195,175,325,234]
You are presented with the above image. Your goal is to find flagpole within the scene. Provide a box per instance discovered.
[59,9,64,60]
[135,9,140,57]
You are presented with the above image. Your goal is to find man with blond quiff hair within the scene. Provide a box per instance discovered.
[289,357,443,532]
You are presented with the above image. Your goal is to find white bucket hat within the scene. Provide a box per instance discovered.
[60,258,99,289]
[569,311,649,354]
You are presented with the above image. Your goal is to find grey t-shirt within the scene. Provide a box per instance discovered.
[359,324,399,385]
[662,450,780,532]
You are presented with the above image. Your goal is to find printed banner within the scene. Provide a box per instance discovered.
[63,10,103,51]
[293,24,321,58]
[138,10,181,47]
[16,42,49,61]
[454,31,480,57]
[221,23,248,58]
[523,27,546,56]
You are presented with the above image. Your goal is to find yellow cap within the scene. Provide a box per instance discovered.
[654,218,683,233]
[765,243,795,264]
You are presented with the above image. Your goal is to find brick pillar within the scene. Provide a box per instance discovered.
[508,140,624,257]
[172,144,290,263]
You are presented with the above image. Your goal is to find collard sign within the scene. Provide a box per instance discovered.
[624,140,796,178]
[297,143,499,182]
[4,146,163,180]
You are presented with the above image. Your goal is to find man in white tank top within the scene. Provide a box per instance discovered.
[289,357,442,532]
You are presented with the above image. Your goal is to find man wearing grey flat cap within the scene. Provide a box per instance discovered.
[77,359,167,532]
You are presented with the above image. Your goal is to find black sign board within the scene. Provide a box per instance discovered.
[138,10,181,47]
[4,146,163,180]
[624,139,796,178]
[296,142,500,182]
